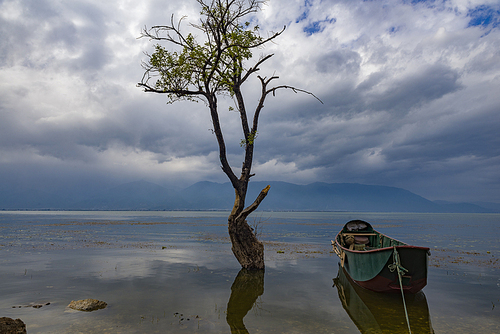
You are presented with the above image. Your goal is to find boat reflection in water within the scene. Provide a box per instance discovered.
[226,269,264,334]
[333,265,434,334]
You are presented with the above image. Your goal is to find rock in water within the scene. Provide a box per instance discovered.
[68,299,107,311]
[0,317,27,334]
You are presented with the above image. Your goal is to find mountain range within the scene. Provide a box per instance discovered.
[1,180,498,213]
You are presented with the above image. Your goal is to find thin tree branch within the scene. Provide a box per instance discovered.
[136,82,206,96]
[241,54,273,84]
[266,84,324,104]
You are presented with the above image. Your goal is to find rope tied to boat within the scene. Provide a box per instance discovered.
[389,246,412,334]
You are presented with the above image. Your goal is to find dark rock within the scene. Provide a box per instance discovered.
[0,317,27,334]
[12,302,51,309]
[68,299,107,312]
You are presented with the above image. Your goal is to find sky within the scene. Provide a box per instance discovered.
[0,0,499,203]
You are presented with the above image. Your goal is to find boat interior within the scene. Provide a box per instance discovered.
[336,220,405,251]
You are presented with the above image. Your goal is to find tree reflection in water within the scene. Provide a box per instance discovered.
[226,269,265,334]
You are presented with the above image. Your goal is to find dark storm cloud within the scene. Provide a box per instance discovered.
[0,0,111,72]
[315,49,362,75]
[365,64,463,113]
[384,101,500,162]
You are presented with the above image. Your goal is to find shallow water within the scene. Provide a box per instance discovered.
[1,211,499,333]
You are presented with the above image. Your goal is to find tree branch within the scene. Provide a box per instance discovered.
[220,26,285,53]
[140,15,191,49]
[266,84,324,104]
[241,54,274,84]
[236,185,270,222]
[137,82,203,95]
[207,96,239,187]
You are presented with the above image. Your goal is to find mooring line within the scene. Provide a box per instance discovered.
[389,246,412,334]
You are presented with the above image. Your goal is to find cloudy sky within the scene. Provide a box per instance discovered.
[0,0,499,203]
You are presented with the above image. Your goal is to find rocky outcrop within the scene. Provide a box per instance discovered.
[68,299,107,312]
[0,317,27,334]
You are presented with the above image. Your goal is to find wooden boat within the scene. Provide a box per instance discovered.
[332,220,430,293]
[333,264,434,333]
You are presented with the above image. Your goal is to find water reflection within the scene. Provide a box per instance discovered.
[226,269,265,334]
[333,266,434,334]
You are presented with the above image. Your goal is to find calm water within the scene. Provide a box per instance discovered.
[0,211,499,333]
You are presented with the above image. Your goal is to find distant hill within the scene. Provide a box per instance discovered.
[472,201,500,212]
[0,180,497,213]
[432,200,496,213]
[74,180,188,210]
[247,181,442,212]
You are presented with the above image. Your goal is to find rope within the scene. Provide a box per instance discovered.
[388,246,412,334]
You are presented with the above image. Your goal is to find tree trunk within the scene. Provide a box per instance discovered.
[228,215,264,270]
[228,185,269,270]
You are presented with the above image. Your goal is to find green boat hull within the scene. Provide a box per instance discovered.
[333,220,430,293]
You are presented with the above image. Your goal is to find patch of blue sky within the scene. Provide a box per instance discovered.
[403,0,436,4]
[388,26,401,34]
[296,11,308,23]
[304,18,336,36]
[467,5,500,29]
[402,0,446,9]
[296,0,314,23]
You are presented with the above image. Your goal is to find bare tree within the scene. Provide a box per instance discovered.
[138,0,321,269]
